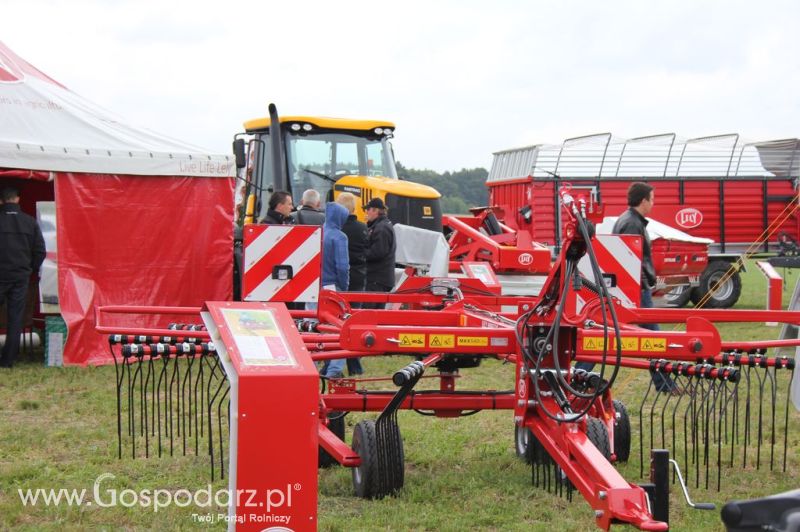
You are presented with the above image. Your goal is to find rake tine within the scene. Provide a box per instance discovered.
[126,352,133,437]
[111,342,123,460]
[765,366,777,471]
[784,367,794,472]
[639,378,655,478]
[669,374,689,482]
[730,377,739,468]
[208,364,227,481]
[142,354,152,458]
[753,365,766,470]
[218,386,230,479]
[150,353,157,439]
[181,350,194,456]
[130,354,142,459]
[742,365,752,468]
[194,353,205,455]
[168,353,180,457]
[156,354,169,458]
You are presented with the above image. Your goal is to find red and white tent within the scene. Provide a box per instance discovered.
[0,41,235,365]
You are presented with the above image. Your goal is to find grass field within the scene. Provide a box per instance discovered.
[1,261,798,531]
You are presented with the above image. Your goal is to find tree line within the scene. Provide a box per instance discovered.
[395,162,489,214]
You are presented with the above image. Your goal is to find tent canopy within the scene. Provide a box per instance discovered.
[0,41,234,366]
[0,41,233,177]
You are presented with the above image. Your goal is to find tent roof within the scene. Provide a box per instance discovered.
[0,41,233,177]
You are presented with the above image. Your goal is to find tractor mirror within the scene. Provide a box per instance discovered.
[233,139,246,169]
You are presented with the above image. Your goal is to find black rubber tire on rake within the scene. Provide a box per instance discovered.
[319,412,346,468]
[352,420,379,498]
[612,399,632,463]
[586,417,612,461]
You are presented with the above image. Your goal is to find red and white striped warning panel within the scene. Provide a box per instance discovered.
[576,234,642,310]
[242,224,322,303]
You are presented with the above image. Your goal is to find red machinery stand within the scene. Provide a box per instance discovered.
[202,301,318,532]
[756,261,783,324]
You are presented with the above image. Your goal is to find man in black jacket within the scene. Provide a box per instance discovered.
[364,198,396,306]
[576,182,678,393]
[0,187,45,368]
[292,189,325,225]
[261,191,295,225]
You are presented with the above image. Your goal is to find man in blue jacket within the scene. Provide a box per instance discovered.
[320,201,350,378]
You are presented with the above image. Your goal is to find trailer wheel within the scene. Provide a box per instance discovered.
[663,285,692,307]
[612,400,631,463]
[586,417,611,461]
[319,412,346,468]
[690,261,742,308]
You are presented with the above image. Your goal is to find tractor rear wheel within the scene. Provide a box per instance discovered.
[690,261,742,308]
[612,400,631,463]
[319,412,346,468]
[586,417,611,461]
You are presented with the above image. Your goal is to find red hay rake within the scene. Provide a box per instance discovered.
[98,186,799,530]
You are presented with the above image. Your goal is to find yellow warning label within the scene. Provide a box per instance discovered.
[423,206,432,216]
[428,334,455,348]
[399,333,425,347]
[614,337,639,351]
[583,336,639,351]
[640,337,667,352]
[457,336,489,347]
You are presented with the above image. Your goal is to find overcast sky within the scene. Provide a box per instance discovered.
[3,0,799,172]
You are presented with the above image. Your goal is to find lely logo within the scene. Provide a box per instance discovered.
[518,253,534,266]
[675,208,703,229]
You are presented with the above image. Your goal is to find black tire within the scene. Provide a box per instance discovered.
[586,417,611,461]
[319,412,345,468]
[663,285,692,308]
[612,399,631,463]
[690,261,742,308]
[352,420,379,498]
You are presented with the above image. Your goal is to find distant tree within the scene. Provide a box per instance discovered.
[396,162,489,213]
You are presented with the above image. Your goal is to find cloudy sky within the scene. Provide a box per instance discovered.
[3,0,799,172]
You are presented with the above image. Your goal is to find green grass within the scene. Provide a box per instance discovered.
[1,260,798,530]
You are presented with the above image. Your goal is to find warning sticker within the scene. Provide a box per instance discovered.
[582,336,609,351]
[399,333,426,347]
[457,336,489,347]
[428,334,455,348]
[640,337,667,352]
[583,336,639,352]
[614,337,639,351]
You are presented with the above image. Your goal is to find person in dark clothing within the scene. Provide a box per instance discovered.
[261,191,294,225]
[336,192,367,374]
[0,187,45,368]
[364,197,396,308]
[336,192,368,293]
[319,202,350,379]
[575,182,678,393]
[292,189,326,225]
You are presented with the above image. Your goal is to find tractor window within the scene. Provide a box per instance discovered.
[285,132,398,199]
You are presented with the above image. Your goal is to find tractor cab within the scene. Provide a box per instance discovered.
[235,114,442,231]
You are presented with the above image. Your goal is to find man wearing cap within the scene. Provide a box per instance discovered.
[364,198,396,304]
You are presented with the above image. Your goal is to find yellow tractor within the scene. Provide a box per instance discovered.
[233,104,441,231]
